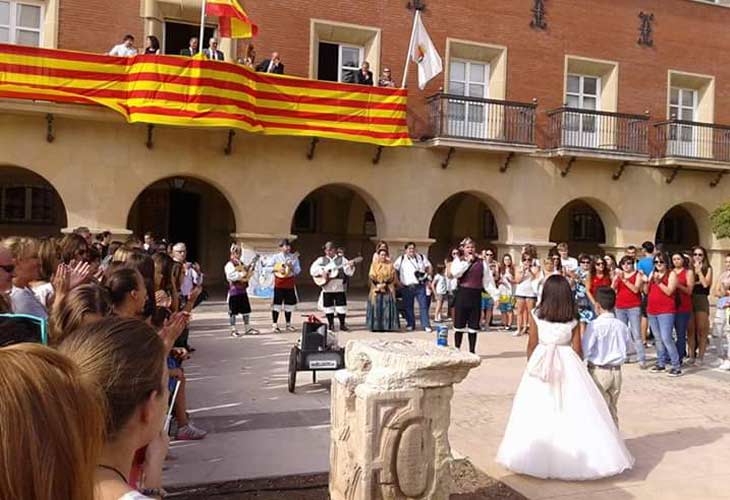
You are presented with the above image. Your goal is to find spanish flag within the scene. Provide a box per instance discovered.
[205,0,258,39]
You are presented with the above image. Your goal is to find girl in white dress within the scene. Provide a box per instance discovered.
[496,275,634,480]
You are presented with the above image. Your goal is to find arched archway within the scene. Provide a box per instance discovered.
[549,199,612,255]
[127,176,236,284]
[655,204,703,254]
[291,184,379,288]
[429,192,503,265]
[0,165,67,236]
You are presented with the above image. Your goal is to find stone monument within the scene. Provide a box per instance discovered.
[329,339,481,500]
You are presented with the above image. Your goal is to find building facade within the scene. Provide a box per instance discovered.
[1,0,730,284]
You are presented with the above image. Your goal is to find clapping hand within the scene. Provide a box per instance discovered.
[155,290,172,308]
[158,311,190,351]
[68,261,91,289]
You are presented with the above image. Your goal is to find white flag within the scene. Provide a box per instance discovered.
[410,12,442,90]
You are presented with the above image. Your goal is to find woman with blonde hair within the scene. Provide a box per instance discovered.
[49,283,112,345]
[4,236,47,318]
[60,317,171,499]
[366,247,400,331]
[0,343,104,500]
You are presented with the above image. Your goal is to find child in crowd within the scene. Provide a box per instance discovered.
[498,265,514,331]
[481,282,495,330]
[432,264,448,322]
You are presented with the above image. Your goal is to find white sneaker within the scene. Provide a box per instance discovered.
[424,327,433,333]
[511,330,522,337]
[720,360,730,371]
[696,358,704,367]
[272,324,281,333]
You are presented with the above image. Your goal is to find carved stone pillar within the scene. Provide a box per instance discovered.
[330,339,480,500]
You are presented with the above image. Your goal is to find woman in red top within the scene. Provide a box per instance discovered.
[671,252,694,364]
[646,252,681,376]
[589,257,612,300]
[612,256,645,366]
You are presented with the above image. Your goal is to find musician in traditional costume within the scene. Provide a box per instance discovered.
[393,242,432,332]
[310,241,357,332]
[224,244,259,337]
[449,237,499,353]
[266,239,301,333]
[367,247,400,331]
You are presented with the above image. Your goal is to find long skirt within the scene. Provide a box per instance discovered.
[366,292,400,332]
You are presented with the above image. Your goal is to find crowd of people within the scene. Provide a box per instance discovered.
[259,238,729,374]
[0,228,210,499]
[107,34,398,87]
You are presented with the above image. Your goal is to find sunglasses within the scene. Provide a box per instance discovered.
[595,262,605,266]
[580,260,591,264]
[485,253,494,256]
[0,264,14,273]
[693,252,704,257]
[654,260,665,264]
[622,261,633,266]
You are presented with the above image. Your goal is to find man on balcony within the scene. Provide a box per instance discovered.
[180,37,199,57]
[256,52,284,74]
[108,35,137,57]
[204,38,225,61]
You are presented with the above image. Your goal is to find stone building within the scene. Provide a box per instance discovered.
[1,0,730,284]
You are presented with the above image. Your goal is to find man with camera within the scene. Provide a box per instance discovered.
[394,242,432,332]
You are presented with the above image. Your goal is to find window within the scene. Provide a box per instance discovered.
[564,74,600,147]
[310,19,381,82]
[483,209,498,240]
[163,21,215,55]
[656,216,681,245]
[0,186,54,224]
[292,199,316,233]
[317,42,364,83]
[0,1,42,46]
[363,210,376,237]
[570,210,604,242]
[446,59,489,138]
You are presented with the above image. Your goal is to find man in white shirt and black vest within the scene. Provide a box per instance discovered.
[310,241,355,332]
[394,242,432,332]
[582,287,632,428]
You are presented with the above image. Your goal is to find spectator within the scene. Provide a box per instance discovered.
[557,242,578,275]
[356,61,374,86]
[143,231,156,254]
[49,283,112,345]
[59,317,172,499]
[59,233,89,265]
[105,267,148,319]
[0,244,14,313]
[96,230,112,258]
[144,35,161,55]
[5,237,47,319]
[0,343,104,500]
[180,37,199,57]
[256,51,284,74]
[204,37,225,61]
[30,237,60,309]
[242,43,256,68]
[378,67,396,88]
[108,34,137,57]
[73,226,93,245]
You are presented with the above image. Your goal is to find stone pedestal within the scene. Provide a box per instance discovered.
[330,339,480,500]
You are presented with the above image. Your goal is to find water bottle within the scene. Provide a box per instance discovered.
[437,325,449,347]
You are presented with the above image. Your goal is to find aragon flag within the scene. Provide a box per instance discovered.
[205,0,258,38]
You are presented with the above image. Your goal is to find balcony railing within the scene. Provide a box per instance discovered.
[427,93,536,146]
[654,119,730,163]
[547,108,649,157]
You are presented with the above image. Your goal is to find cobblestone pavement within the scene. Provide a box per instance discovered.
[166,293,730,499]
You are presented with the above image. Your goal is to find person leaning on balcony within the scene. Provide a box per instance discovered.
[108,34,137,57]
[356,61,374,86]
[204,38,225,61]
[378,67,396,88]
[144,35,160,55]
[180,37,199,57]
[256,52,284,74]
[242,43,256,68]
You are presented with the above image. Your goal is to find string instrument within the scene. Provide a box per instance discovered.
[313,256,364,287]
[273,252,300,279]
[234,254,261,284]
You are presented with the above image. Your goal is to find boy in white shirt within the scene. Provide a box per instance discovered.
[582,287,632,428]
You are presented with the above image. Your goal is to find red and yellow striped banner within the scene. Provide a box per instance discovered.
[0,44,411,147]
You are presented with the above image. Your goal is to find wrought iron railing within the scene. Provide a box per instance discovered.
[546,107,649,156]
[427,93,536,145]
[653,119,730,162]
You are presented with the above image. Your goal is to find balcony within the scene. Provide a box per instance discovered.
[653,119,730,169]
[546,108,650,162]
[422,93,538,153]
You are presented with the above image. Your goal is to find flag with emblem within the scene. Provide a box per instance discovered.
[205,0,258,38]
[409,11,442,90]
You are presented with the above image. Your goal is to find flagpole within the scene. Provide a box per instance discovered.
[198,0,207,55]
[401,9,420,88]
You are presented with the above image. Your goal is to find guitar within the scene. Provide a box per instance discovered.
[235,254,261,283]
[313,256,364,287]
[273,252,300,279]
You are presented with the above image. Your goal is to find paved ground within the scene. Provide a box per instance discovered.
[165,291,730,499]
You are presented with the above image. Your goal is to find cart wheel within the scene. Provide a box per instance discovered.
[312,370,317,384]
[288,346,298,393]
